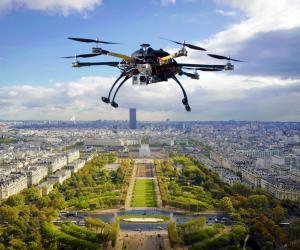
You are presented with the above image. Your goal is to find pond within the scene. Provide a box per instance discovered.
[120,222,167,231]
[92,209,198,225]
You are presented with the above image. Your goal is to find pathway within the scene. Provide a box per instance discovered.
[125,163,137,209]
[152,164,163,208]
[116,230,171,250]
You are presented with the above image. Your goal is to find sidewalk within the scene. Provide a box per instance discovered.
[124,163,137,209]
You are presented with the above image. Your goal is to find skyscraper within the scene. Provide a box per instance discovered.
[129,108,137,129]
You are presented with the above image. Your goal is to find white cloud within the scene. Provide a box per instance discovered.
[207,0,300,52]
[161,0,176,6]
[0,0,102,15]
[0,74,299,121]
[215,9,236,17]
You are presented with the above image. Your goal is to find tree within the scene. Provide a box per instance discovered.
[0,205,19,223]
[272,205,285,223]
[5,194,25,207]
[49,189,66,209]
[219,196,234,214]
[248,194,268,210]
[230,183,253,197]
[168,222,181,246]
[8,238,27,250]
[23,187,41,203]
[249,215,288,249]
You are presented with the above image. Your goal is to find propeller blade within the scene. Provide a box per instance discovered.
[183,67,223,71]
[184,44,206,51]
[62,53,101,59]
[207,54,243,62]
[160,37,206,51]
[68,37,121,44]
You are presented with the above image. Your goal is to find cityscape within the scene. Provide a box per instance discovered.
[1,0,300,249]
[0,109,299,249]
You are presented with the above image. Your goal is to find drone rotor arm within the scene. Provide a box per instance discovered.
[106,51,135,62]
[178,63,226,70]
[72,61,120,68]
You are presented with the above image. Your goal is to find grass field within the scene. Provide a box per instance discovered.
[131,179,157,207]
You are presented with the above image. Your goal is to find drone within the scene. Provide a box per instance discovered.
[64,37,243,111]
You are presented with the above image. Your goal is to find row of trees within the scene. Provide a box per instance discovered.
[168,216,248,250]
[59,155,134,209]
[0,153,124,249]
[155,157,224,212]
[157,155,297,250]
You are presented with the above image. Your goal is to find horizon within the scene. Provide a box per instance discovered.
[1,118,300,124]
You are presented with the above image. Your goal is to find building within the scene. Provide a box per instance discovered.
[47,155,67,174]
[65,159,85,173]
[129,108,137,129]
[47,169,71,185]
[26,166,48,187]
[272,155,285,166]
[37,182,54,196]
[66,150,80,164]
[139,144,151,158]
[85,138,124,147]
[126,138,141,146]
[149,137,174,146]
[261,178,300,205]
[0,173,28,200]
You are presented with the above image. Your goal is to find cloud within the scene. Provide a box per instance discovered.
[208,0,300,52]
[215,9,236,17]
[0,0,102,15]
[161,0,176,6]
[178,0,300,81]
[232,27,300,78]
[0,74,299,121]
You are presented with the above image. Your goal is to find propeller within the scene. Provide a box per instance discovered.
[183,67,223,71]
[160,37,206,51]
[68,37,121,44]
[207,54,243,62]
[62,53,102,59]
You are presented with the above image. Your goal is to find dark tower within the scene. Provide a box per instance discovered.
[129,108,137,129]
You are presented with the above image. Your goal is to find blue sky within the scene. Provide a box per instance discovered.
[0,0,300,121]
[0,0,240,85]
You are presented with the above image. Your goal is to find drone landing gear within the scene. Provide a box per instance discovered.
[110,76,131,108]
[101,97,110,103]
[111,101,118,108]
[172,75,191,112]
[101,72,125,104]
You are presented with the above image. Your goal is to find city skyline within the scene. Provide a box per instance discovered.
[0,0,300,121]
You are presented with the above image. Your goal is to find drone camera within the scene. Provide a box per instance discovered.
[132,73,149,85]
[140,75,147,83]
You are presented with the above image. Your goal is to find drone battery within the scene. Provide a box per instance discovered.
[132,76,139,85]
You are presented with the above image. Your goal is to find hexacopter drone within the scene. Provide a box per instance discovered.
[64,37,243,111]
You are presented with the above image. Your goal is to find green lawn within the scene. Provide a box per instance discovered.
[131,179,157,207]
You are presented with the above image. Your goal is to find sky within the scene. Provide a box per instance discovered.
[0,0,300,121]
